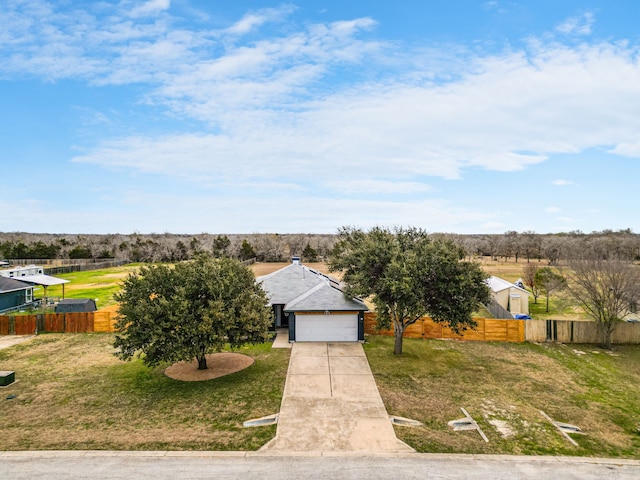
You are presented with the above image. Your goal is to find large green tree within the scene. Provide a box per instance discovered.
[113,255,272,370]
[328,227,491,355]
[534,266,566,313]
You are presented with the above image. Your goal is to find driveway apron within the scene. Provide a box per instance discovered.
[261,342,414,453]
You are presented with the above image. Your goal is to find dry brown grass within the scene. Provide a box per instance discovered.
[366,335,640,457]
[0,334,289,450]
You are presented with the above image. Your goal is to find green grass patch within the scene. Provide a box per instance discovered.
[0,334,289,450]
[41,264,143,308]
[529,293,585,320]
[365,335,640,458]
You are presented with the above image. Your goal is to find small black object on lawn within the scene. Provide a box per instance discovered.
[0,371,15,387]
[6,394,17,400]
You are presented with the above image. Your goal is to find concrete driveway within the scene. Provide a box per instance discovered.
[0,335,34,350]
[261,342,413,453]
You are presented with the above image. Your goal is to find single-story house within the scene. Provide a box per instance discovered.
[55,298,97,313]
[0,277,35,313]
[256,258,368,342]
[487,276,530,316]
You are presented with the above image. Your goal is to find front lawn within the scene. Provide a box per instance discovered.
[0,334,289,450]
[365,335,640,458]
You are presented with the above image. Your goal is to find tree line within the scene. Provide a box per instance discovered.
[0,229,639,264]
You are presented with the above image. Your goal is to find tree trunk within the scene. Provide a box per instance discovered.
[603,324,613,350]
[394,322,405,356]
[197,355,208,370]
[545,295,550,313]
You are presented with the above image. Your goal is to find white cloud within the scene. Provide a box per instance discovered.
[552,180,574,186]
[223,5,297,36]
[545,206,561,212]
[556,12,594,36]
[5,2,640,227]
[73,37,640,186]
[129,0,171,18]
[608,142,640,157]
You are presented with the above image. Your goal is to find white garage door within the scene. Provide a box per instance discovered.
[295,314,359,342]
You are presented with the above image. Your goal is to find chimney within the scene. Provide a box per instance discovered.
[292,256,301,265]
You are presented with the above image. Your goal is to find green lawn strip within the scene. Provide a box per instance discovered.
[528,292,585,320]
[0,334,289,450]
[364,335,640,458]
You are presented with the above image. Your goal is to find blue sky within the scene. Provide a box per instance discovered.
[1,0,639,235]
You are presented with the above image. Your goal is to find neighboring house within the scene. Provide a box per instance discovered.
[0,277,35,313]
[487,276,530,316]
[0,264,69,299]
[55,298,97,313]
[256,257,368,342]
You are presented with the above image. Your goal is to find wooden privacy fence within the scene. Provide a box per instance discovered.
[525,319,640,344]
[364,312,525,342]
[0,311,117,335]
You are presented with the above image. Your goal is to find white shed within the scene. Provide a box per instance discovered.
[486,276,530,316]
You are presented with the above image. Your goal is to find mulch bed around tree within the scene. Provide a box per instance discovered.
[164,353,254,381]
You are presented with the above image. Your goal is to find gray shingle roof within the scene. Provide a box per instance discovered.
[284,281,367,312]
[0,277,32,293]
[257,263,366,312]
[257,264,334,304]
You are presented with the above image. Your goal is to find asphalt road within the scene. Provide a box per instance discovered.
[2,452,639,480]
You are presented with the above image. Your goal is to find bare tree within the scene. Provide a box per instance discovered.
[564,257,640,349]
[522,262,541,304]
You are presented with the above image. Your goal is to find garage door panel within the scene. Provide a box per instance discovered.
[296,314,358,342]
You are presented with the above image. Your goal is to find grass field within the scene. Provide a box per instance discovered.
[39,264,143,309]
[2,333,639,456]
[0,334,289,450]
[365,335,640,458]
[33,259,583,319]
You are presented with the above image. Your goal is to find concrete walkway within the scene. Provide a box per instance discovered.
[261,342,413,453]
[0,335,34,350]
[271,328,292,349]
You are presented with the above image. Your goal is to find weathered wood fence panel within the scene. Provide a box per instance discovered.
[364,312,525,342]
[44,313,65,332]
[524,319,640,344]
[525,320,547,342]
[14,315,37,335]
[1,311,116,335]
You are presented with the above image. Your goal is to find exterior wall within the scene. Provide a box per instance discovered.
[493,290,509,310]
[492,287,529,316]
[0,288,33,311]
[508,287,529,315]
[364,312,525,343]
